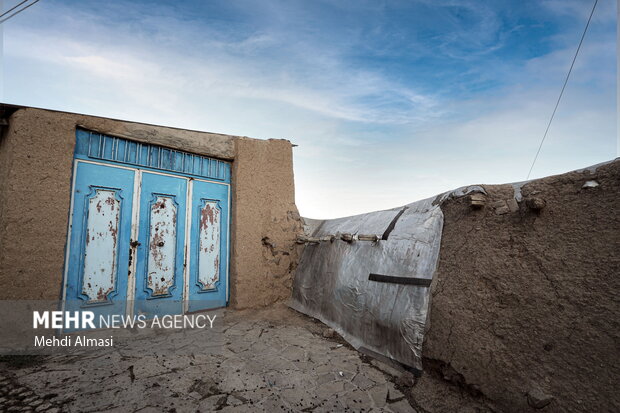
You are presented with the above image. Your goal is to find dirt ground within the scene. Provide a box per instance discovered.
[0,305,492,413]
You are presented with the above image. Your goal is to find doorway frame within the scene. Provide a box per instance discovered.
[61,157,231,319]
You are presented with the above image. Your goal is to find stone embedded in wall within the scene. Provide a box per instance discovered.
[490,200,510,215]
[468,193,486,209]
[582,180,599,189]
[506,198,519,212]
[489,198,520,215]
[527,387,555,409]
[525,197,546,211]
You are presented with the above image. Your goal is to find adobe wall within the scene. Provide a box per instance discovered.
[230,138,303,309]
[422,159,620,412]
[0,107,302,307]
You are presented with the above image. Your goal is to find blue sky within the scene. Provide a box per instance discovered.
[1,0,617,218]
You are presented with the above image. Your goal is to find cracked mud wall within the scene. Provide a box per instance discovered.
[424,159,620,413]
[230,137,303,309]
[1,108,77,299]
[0,107,302,305]
[0,122,13,288]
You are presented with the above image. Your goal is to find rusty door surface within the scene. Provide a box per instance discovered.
[63,130,231,324]
[64,162,135,322]
[133,172,187,318]
[188,180,229,312]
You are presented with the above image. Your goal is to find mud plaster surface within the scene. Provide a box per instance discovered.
[230,138,303,309]
[424,159,620,413]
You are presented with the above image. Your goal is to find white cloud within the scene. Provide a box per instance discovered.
[2,0,616,219]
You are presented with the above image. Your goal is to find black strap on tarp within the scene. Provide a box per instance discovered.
[368,273,432,287]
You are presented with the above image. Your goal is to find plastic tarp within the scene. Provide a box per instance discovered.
[291,196,445,373]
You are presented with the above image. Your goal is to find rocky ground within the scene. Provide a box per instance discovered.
[0,305,492,412]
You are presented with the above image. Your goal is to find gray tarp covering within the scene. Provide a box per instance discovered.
[291,196,444,373]
[291,186,486,372]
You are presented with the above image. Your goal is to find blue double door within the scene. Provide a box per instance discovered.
[64,161,229,321]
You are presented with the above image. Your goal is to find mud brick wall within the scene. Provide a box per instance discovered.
[424,159,620,413]
[230,137,303,309]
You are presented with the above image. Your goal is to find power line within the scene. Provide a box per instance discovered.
[0,0,42,24]
[526,0,599,180]
[0,0,29,19]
